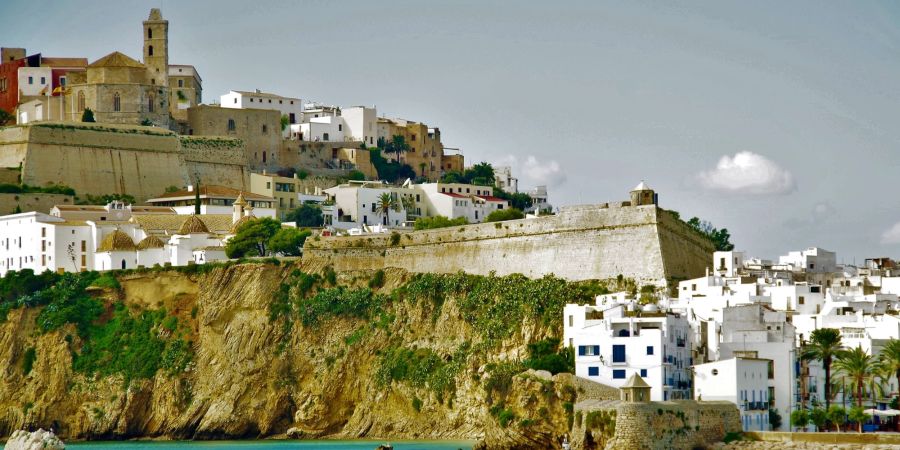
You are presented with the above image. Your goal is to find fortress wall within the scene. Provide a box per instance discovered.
[304,205,713,285]
[607,401,741,450]
[657,210,718,283]
[180,136,250,189]
[0,127,29,169]
[0,193,74,214]
[18,124,187,202]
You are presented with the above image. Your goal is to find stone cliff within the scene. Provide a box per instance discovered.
[0,263,608,448]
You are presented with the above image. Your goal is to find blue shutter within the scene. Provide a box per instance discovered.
[588,366,599,376]
[593,345,600,356]
[613,345,626,363]
[578,346,586,356]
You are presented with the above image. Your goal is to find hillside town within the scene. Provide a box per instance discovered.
[2,7,900,450]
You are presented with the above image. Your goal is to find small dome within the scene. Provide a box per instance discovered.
[177,215,210,235]
[229,215,256,234]
[642,303,659,313]
[233,192,247,207]
[97,230,136,252]
[633,181,651,191]
[136,235,166,250]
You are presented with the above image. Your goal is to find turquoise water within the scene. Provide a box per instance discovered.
[66,441,473,450]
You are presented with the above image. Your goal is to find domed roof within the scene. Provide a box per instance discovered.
[633,181,652,191]
[136,235,166,250]
[176,215,210,235]
[229,215,256,234]
[97,229,136,252]
[233,191,247,206]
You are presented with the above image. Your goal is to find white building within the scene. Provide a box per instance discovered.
[717,304,796,427]
[146,185,276,218]
[220,89,303,132]
[322,181,407,230]
[342,106,377,147]
[294,115,345,142]
[693,357,772,431]
[414,182,507,224]
[564,300,693,401]
[494,166,518,193]
[778,247,838,275]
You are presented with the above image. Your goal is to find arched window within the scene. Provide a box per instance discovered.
[77,91,85,112]
[121,259,126,270]
[618,329,630,337]
[148,45,154,56]
[148,94,154,112]
[147,28,152,39]
[113,92,121,112]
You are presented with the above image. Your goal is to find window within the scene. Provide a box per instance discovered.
[40,77,45,85]
[323,133,329,141]
[178,79,184,87]
[233,98,237,104]
[60,76,66,87]
[148,94,154,112]
[289,113,296,124]
[250,98,254,102]
[113,92,121,112]
[646,346,654,355]
[148,28,152,38]
[227,119,235,131]
[28,76,33,85]
[338,124,342,131]
[148,45,154,56]
[578,345,600,356]
[613,369,626,379]
[262,124,268,133]
[568,315,573,327]
[588,367,599,376]
[640,369,647,377]
[798,296,805,305]
[612,345,626,363]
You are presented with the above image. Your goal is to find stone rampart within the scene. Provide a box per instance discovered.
[0,193,74,215]
[303,204,714,285]
[606,401,741,450]
[180,136,250,189]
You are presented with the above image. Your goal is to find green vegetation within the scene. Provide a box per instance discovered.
[285,203,324,228]
[376,344,469,402]
[376,192,400,222]
[22,347,36,375]
[413,215,468,231]
[81,108,95,123]
[485,208,524,223]
[347,170,366,181]
[91,273,121,290]
[0,183,75,196]
[523,338,574,375]
[369,149,415,183]
[440,162,495,186]
[280,114,289,131]
[833,346,876,408]
[492,188,534,211]
[225,217,283,258]
[768,408,782,430]
[76,193,136,205]
[790,409,809,430]
[179,136,243,149]
[377,135,411,156]
[368,269,385,289]
[801,328,842,409]
[267,228,311,257]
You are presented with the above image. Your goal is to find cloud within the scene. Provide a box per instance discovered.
[881,222,900,244]
[494,154,567,187]
[696,151,796,195]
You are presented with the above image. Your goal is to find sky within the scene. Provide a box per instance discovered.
[2,1,900,262]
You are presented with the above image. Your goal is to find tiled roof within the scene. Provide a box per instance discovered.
[88,52,144,69]
[130,214,235,235]
[41,57,88,68]
[442,192,467,198]
[232,90,299,100]
[97,230,136,252]
[136,235,166,250]
[149,185,274,202]
[195,246,225,251]
[130,206,176,214]
[54,205,106,211]
[229,215,256,234]
[177,215,210,235]
[476,195,506,202]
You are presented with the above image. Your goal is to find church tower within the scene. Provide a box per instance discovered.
[143,9,169,87]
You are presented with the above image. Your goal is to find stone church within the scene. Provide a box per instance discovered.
[64,9,200,129]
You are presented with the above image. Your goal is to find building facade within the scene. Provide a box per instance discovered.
[693,357,772,431]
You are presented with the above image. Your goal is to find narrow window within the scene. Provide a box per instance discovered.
[40,77,45,85]
[113,92,121,112]
[647,346,654,355]
[148,28,152,38]
[178,79,184,87]
[640,369,648,377]
[148,45,154,56]
[227,119,235,131]
[612,345,626,363]
[148,94,154,112]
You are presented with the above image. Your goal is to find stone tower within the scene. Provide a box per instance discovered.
[630,181,657,207]
[143,9,168,87]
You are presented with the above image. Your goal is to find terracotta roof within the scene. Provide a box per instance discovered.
[177,215,210,235]
[130,206,176,214]
[195,246,225,251]
[149,185,273,202]
[97,230,136,252]
[476,195,506,202]
[88,52,144,69]
[233,192,247,206]
[136,235,166,250]
[621,374,651,389]
[232,90,299,100]
[41,57,88,68]
[442,192,467,198]
[54,205,106,211]
[130,214,234,235]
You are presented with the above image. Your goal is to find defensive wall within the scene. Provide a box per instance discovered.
[0,123,251,202]
[303,203,715,286]
[0,193,74,215]
[605,401,741,450]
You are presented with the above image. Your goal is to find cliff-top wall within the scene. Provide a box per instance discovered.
[304,204,715,286]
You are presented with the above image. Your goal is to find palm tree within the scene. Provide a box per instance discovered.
[802,328,843,409]
[375,192,399,226]
[879,339,900,396]
[833,346,875,409]
[400,195,415,221]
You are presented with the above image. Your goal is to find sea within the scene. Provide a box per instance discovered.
[66,441,473,450]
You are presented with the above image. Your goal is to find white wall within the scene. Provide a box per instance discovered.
[342,106,377,147]
[17,67,52,97]
[694,358,771,431]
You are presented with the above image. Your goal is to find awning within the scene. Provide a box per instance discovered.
[863,408,900,416]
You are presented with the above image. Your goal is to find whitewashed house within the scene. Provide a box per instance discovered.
[693,357,772,431]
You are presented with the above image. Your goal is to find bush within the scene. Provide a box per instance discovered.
[790,409,809,429]
[81,108,95,123]
[524,338,574,374]
[414,215,468,231]
[485,208,524,223]
[411,396,423,412]
[285,203,324,228]
[347,170,366,181]
[22,347,36,375]
[368,269,385,289]
[267,227,311,256]
[226,217,282,258]
[296,286,386,327]
[377,344,468,401]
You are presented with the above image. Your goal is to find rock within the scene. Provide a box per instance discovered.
[3,428,65,450]
[374,445,394,450]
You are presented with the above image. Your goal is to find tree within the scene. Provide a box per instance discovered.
[267,228,311,256]
[400,195,416,220]
[801,328,843,409]
[485,207,525,223]
[225,217,281,258]
[686,217,734,251]
[768,408,782,430]
[879,339,900,397]
[464,162,495,186]
[280,115,289,132]
[0,108,13,126]
[413,215,468,231]
[790,409,809,431]
[285,203,324,228]
[826,405,846,432]
[833,346,876,408]
[847,406,870,433]
[492,188,534,211]
[347,170,366,181]
[81,108,95,123]
[375,192,400,225]
[809,407,828,432]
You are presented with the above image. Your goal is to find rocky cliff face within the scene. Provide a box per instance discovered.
[0,263,595,448]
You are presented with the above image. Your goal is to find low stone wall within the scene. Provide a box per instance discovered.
[605,401,741,450]
[0,193,74,214]
[745,431,900,445]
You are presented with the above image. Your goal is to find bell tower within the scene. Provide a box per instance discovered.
[143,9,168,87]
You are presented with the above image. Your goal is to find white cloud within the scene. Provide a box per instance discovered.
[494,154,567,187]
[881,222,900,244]
[696,151,796,195]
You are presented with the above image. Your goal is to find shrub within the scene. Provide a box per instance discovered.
[411,396,423,412]
[414,216,468,231]
[368,270,385,289]
[524,337,574,374]
[376,344,468,401]
[389,232,401,246]
[485,208,524,223]
[81,108,95,123]
[22,347,36,375]
[296,287,385,327]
